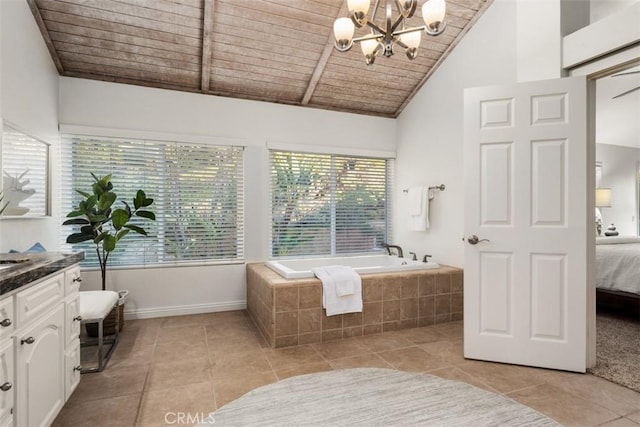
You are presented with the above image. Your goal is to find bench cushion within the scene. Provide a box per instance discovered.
[79,291,119,320]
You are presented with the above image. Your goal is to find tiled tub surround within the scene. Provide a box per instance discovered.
[247,263,463,348]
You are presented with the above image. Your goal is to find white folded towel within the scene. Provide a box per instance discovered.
[408,187,431,231]
[408,186,423,215]
[324,265,356,296]
[311,265,362,316]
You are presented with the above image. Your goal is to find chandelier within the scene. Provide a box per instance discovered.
[333,0,447,65]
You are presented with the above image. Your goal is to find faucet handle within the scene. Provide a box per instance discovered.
[409,252,417,261]
[422,254,432,263]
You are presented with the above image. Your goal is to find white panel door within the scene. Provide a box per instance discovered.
[464,77,589,372]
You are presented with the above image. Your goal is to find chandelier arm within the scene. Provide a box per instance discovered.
[370,0,381,24]
[389,14,405,34]
[395,39,408,49]
[394,0,417,19]
[353,33,383,43]
[393,26,426,36]
[365,20,386,35]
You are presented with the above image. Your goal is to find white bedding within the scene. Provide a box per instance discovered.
[596,240,640,295]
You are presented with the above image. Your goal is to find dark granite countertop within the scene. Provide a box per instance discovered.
[0,252,85,297]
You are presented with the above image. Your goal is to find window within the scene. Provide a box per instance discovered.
[61,134,244,268]
[270,150,392,257]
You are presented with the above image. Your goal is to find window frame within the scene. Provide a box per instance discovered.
[269,148,394,259]
[60,132,245,269]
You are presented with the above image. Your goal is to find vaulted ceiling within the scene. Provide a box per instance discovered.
[28,0,492,118]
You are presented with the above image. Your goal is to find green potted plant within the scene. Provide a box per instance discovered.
[62,173,155,333]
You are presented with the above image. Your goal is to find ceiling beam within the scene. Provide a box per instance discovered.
[301,2,348,105]
[26,0,64,74]
[201,0,215,92]
[394,0,494,116]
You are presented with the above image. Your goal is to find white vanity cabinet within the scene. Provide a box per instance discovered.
[0,262,82,427]
[0,293,15,427]
[0,338,14,427]
[15,305,64,427]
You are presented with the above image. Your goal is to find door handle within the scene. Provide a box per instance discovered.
[467,235,490,245]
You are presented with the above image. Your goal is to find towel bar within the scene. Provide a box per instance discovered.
[402,184,445,193]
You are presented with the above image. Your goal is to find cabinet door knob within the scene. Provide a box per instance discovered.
[72,277,82,283]
[73,316,82,322]
[73,365,82,372]
[0,382,11,392]
[20,337,35,345]
[0,318,11,327]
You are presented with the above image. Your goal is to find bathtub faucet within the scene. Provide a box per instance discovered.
[381,243,404,258]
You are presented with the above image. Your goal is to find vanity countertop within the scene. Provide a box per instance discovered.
[0,252,85,296]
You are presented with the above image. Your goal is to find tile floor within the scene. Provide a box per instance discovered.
[53,310,640,427]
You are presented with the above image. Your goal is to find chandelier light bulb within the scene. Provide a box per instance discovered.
[360,38,379,56]
[333,17,355,48]
[400,30,421,49]
[422,0,446,34]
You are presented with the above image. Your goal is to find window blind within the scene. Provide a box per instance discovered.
[270,150,392,258]
[61,134,244,267]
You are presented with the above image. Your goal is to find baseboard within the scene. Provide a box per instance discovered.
[123,300,247,320]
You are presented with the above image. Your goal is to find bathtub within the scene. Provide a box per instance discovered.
[265,254,440,279]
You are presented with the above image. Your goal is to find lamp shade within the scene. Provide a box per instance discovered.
[400,30,421,49]
[333,17,355,43]
[360,38,379,55]
[422,0,446,27]
[595,188,612,207]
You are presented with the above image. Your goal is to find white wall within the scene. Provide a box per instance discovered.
[394,0,518,268]
[517,0,562,82]
[596,143,640,235]
[59,78,396,317]
[590,0,638,22]
[0,0,60,252]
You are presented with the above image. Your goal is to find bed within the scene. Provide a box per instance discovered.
[596,236,640,315]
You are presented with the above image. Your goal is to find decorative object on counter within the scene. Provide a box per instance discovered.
[595,187,612,236]
[9,242,46,254]
[2,170,36,216]
[604,224,619,237]
[62,173,155,334]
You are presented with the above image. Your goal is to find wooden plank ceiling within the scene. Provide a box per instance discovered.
[29,0,492,118]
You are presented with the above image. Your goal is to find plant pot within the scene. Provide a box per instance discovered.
[85,290,128,337]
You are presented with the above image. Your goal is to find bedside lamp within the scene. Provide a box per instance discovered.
[595,188,612,236]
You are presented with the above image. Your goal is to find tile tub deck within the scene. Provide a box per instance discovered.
[247,263,464,348]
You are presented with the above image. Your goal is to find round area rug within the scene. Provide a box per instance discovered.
[199,368,559,426]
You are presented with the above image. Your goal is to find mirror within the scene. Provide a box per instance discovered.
[1,122,50,217]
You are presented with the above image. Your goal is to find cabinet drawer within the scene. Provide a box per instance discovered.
[0,299,14,341]
[65,339,81,401]
[15,274,64,328]
[65,297,81,348]
[64,266,82,296]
